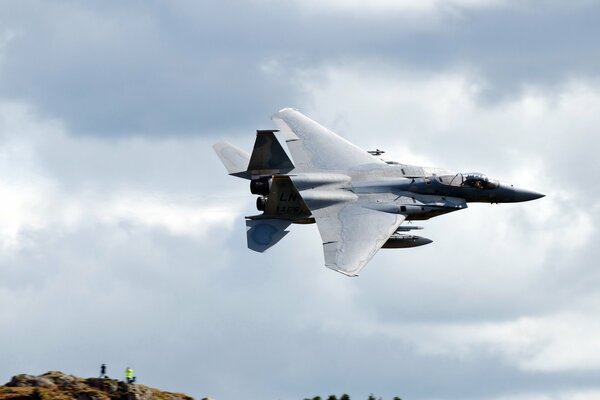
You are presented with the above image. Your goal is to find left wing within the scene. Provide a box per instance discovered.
[310,200,405,276]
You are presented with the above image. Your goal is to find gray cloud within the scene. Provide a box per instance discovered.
[2,1,600,136]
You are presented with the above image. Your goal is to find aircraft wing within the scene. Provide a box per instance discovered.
[311,201,405,276]
[272,108,386,172]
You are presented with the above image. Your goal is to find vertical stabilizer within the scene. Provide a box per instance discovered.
[263,176,311,219]
[214,131,294,180]
[245,130,294,176]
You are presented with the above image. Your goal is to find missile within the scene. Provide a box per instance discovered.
[394,225,424,232]
[382,234,432,249]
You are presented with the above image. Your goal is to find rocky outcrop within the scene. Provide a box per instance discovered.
[1,371,194,400]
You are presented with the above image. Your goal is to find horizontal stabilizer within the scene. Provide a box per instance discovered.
[213,142,250,175]
[246,219,291,252]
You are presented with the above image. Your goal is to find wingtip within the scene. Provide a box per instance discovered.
[326,264,360,277]
[278,107,299,113]
[212,141,227,151]
[272,107,301,120]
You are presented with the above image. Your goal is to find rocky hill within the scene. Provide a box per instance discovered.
[0,371,196,400]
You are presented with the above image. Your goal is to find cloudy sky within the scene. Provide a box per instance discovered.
[1,1,599,399]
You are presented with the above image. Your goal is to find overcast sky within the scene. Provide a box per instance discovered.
[1,1,599,399]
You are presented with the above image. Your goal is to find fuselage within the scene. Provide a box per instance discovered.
[284,162,543,223]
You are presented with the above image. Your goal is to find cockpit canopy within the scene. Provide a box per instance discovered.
[437,172,499,189]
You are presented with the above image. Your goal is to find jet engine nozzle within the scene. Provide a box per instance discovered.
[256,196,268,211]
[250,177,272,196]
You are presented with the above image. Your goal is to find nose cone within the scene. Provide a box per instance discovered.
[491,184,545,203]
[513,187,545,202]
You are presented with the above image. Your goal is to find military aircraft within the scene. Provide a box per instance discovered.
[213,108,544,276]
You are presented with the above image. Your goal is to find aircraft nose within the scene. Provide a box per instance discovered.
[513,188,545,202]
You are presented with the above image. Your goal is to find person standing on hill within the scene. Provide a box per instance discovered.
[100,364,107,378]
[125,367,133,384]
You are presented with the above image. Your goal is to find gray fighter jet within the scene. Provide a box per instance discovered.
[213,108,544,276]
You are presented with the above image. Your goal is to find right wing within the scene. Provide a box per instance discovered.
[310,199,405,276]
[271,108,386,172]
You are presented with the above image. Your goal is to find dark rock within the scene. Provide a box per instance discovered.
[2,371,195,400]
[85,378,119,393]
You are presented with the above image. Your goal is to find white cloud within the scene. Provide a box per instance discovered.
[491,389,600,400]
[400,308,600,373]
[0,102,240,253]
[101,193,237,237]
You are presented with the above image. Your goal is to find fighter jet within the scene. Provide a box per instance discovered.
[213,108,544,276]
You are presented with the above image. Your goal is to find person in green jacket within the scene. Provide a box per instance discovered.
[125,367,133,384]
